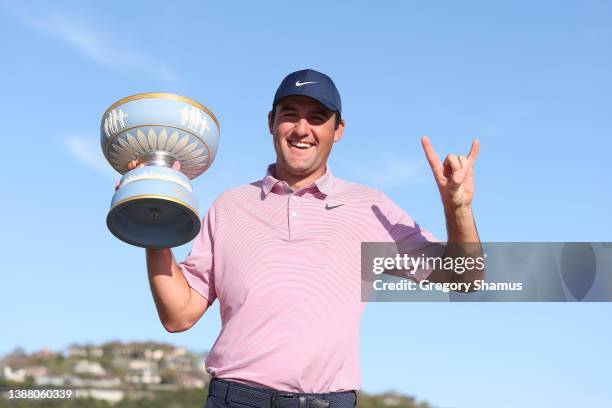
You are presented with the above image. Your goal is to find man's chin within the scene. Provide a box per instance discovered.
[282,162,317,177]
[287,167,312,176]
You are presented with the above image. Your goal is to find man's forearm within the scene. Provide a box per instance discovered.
[446,207,484,285]
[445,206,479,243]
[427,206,484,286]
[145,248,193,331]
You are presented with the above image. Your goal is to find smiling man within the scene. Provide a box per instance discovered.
[269,71,344,192]
[270,94,341,189]
[141,69,483,408]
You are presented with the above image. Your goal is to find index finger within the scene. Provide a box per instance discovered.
[421,135,442,169]
[467,139,480,163]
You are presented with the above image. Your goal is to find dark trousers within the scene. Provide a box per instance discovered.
[205,378,357,408]
[205,395,236,408]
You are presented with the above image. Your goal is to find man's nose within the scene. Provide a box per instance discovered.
[295,117,310,136]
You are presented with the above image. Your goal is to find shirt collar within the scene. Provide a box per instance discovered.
[261,164,335,198]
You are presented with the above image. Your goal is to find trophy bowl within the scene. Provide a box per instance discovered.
[101,93,220,248]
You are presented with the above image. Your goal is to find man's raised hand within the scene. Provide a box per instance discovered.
[421,136,480,212]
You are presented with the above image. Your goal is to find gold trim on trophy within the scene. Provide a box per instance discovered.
[109,194,199,217]
[103,92,221,130]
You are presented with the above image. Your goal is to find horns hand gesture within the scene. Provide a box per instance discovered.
[421,136,480,212]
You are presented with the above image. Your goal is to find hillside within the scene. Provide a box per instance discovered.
[0,342,433,408]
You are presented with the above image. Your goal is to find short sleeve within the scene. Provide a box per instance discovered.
[377,193,446,282]
[178,202,217,306]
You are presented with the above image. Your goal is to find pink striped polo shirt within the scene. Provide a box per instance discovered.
[179,165,439,393]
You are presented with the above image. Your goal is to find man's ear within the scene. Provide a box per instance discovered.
[333,118,345,142]
[268,111,274,134]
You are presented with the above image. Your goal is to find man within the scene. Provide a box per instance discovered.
[137,69,482,408]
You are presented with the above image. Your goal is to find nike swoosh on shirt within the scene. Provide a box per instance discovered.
[295,80,317,87]
[325,203,344,210]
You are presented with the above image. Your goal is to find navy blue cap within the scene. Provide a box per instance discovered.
[273,69,342,117]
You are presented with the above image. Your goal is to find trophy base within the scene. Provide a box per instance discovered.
[107,196,201,249]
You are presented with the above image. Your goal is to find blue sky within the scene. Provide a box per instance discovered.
[0,1,610,407]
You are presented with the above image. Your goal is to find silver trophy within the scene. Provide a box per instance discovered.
[100,93,220,248]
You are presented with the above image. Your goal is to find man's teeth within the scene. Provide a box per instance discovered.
[289,141,313,148]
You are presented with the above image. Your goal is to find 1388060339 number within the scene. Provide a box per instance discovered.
[5,389,74,399]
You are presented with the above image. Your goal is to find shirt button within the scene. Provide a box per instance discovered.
[291,211,297,217]
[291,196,297,201]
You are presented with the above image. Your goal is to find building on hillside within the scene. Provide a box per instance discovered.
[125,367,161,385]
[35,375,67,386]
[73,360,106,376]
[23,365,49,377]
[2,366,25,382]
[67,345,88,357]
[75,389,125,404]
[127,359,157,370]
[144,348,165,361]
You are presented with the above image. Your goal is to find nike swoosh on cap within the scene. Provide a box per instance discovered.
[295,80,317,87]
